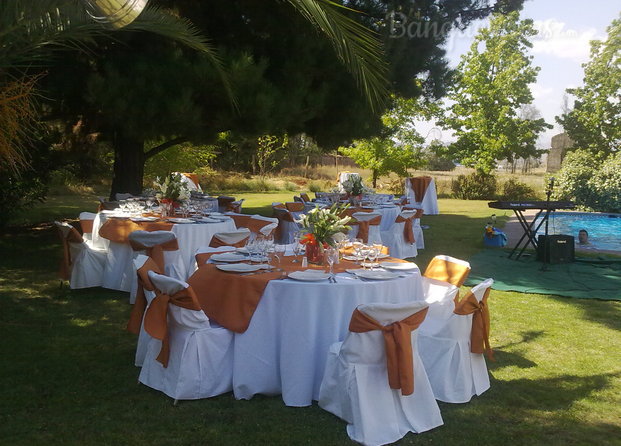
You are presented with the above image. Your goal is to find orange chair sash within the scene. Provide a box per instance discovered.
[395,215,415,244]
[285,202,305,212]
[143,286,202,367]
[424,259,470,287]
[228,214,251,230]
[350,215,381,243]
[209,235,249,248]
[454,288,494,360]
[409,176,432,203]
[129,238,179,271]
[126,258,163,334]
[80,219,94,235]
[57,225,84,280]
[349,307,428,396]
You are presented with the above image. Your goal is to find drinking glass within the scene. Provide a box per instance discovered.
[352,239,363,264]
[325,247,338,276]
[292,233,302,262]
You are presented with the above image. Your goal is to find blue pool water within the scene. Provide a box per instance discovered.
[535,212,621,252]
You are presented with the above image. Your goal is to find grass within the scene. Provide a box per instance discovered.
[1,193,620,445]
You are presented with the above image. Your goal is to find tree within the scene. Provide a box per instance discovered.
[339,97,426,187]
[557,14,621,155]
[441,11,551,174]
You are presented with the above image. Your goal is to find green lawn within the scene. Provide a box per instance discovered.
[1,193,620,445]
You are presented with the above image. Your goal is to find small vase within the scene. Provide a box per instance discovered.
[306,243,324,265]
[349,195,362,207]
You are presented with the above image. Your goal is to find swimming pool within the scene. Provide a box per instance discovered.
[535,212,621,252]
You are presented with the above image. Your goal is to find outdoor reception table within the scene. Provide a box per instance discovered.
[359,204,402,231]
[96,213,236,291]
[188,255,424,407]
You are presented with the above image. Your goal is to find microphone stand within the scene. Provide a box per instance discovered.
[541,178,554,271]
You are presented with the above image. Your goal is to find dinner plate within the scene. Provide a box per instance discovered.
[197,217,220,223]
[379,262,419,271]
[168,218,194,224]
[130,216,158,222]
[216,263,270,273]
[287,270,332,282]
[210,252,249,263]
[352,269,398,280]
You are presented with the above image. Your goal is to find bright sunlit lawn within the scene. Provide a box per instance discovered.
[1,192,620,445]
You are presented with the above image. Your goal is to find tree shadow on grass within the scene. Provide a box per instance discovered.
[488,330,545,370]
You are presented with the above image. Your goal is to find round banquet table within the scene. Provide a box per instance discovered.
[231,268,425,407]
[359,204,402,231]
[95,214,236,291]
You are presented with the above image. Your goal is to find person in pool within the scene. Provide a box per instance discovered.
[578,229,590,245]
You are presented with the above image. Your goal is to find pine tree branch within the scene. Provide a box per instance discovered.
[144,137,188,159]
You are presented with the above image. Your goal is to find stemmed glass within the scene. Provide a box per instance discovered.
[367,245,380,270]
[292,233,302,262]
[352,239,363,265]
[325,247,338,278]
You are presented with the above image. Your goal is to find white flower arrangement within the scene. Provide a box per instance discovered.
[154,173,191,204]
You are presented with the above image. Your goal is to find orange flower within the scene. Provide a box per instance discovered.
[300,233,317,245]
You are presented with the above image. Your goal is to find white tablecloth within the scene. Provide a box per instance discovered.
[360,205,402,231]
[95,214,236,291]
[406,179,439,215]
[231,269,424,407]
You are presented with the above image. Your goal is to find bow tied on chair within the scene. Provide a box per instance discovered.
[349,307,429,395]
[126,257,163,334]
[143,286,203,368]
[453,288,494,360]
[351,215,381,244]
[395,214,416,244]
[128,235,178,271]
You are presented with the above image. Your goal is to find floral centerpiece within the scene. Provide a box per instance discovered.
[340,175,374,205]
[154,173,190,216]
[298,204,351,263]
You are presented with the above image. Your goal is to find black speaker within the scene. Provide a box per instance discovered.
[537,235,575,264]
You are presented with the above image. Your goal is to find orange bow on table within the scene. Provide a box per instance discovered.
[349,307,429,396]
[454,288,494,360]
[143,286,203,367]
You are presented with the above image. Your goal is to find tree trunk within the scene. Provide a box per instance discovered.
[372,169,378,188]
[110,135,145,200]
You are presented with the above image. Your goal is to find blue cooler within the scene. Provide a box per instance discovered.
[484,229,507,247]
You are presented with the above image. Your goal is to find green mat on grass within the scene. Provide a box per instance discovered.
[465,249,621,300]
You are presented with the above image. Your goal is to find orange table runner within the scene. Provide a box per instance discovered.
[188,254,410,333]
[99,218,174,243]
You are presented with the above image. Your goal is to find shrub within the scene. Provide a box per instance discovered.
[553,149,621,212]
[426,155,456,172]
[451,172,497,200]
[500,178,537,201]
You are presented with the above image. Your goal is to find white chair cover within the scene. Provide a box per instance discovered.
[54,221,107,289]
[138,271,234,401]
[418,279,494,403]
[210,228,251,246]
[402,205,425,249]
[128,230,184,304]
[380,210,418,259]
[78,212,97,241]
[174,172,202,192]
[348,212,382,245]
[250,215,279,236]
[319,301,443,446]
[133,255,158,367]
[272,207,300,244]
[405,178,439,215]
[419,277,459,331]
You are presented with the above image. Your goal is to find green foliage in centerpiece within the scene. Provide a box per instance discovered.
[153,173,190,205]
[298,204,351,247]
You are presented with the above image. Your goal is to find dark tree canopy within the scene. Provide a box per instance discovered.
[40,0,524,196]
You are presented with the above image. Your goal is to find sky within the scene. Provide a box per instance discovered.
[415,0,620,149]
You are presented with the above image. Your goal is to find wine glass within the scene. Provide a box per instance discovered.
[292,233,302,262]
[352,239,363,264]
[325,247,338,278]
